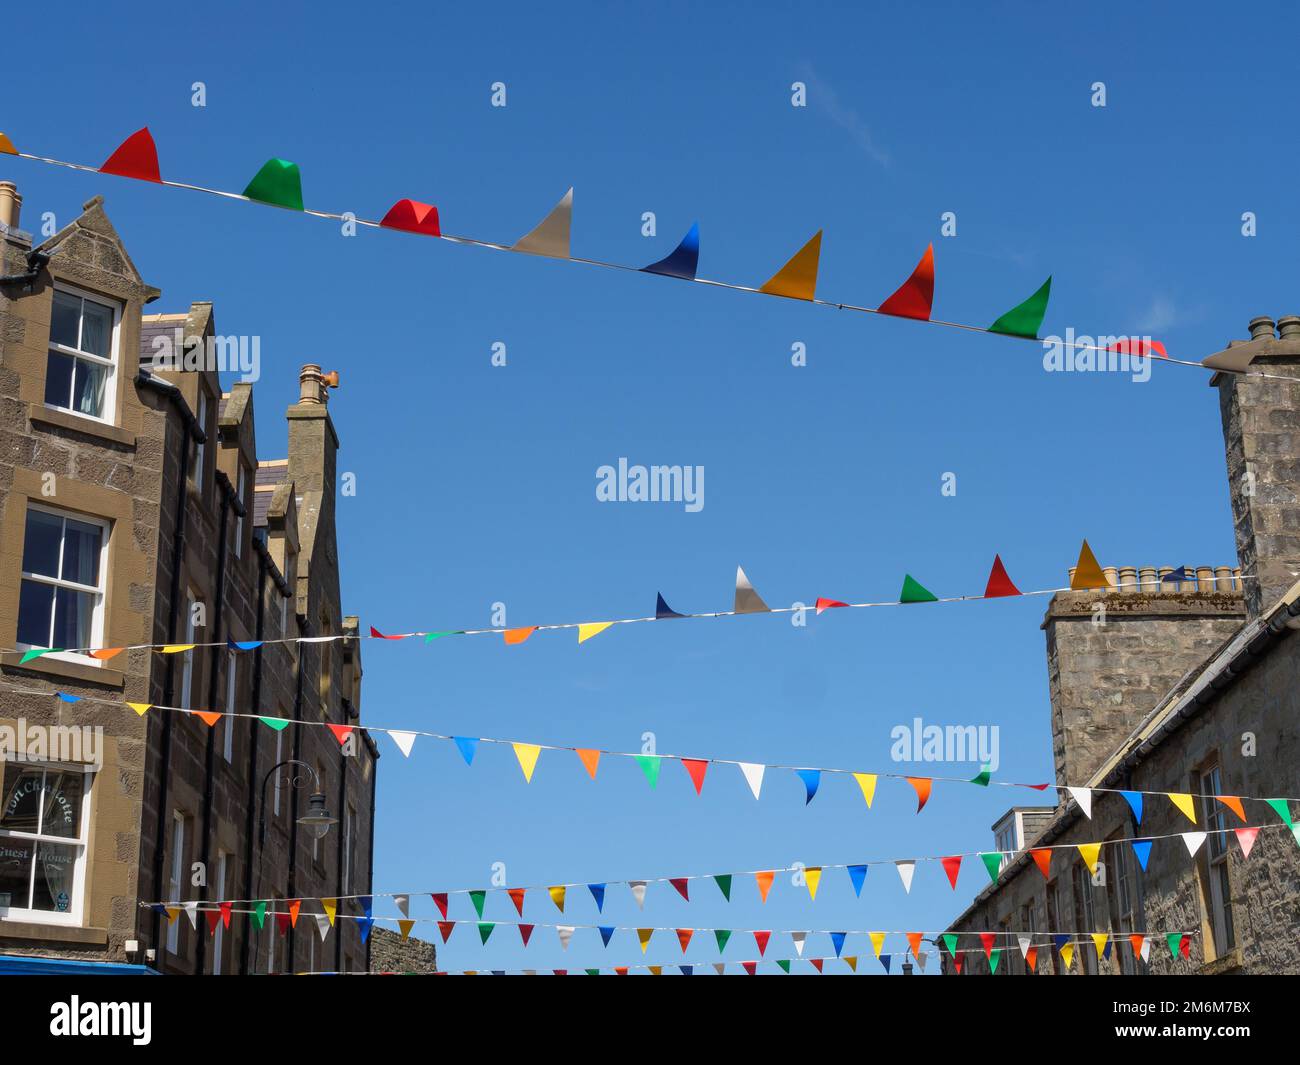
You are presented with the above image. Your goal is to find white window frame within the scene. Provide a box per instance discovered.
[16,503,110,667]
[44,283,121,426]
[1199,761,1236,958]
[223,655,236,762]
[166,811,185,953]
[234,465,247,559]
[180,589,198,709]
[0,761,94,926]
[211,850,227,973]
[190,394,208,489]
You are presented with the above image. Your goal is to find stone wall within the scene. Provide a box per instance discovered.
[370,926,438,973]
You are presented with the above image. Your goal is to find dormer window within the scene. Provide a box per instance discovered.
[45,287,119,423]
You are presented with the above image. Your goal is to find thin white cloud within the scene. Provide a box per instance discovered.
[798,65,890,166]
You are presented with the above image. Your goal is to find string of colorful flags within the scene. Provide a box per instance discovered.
[142,899,1195,971]
[18,678,1299,818]
[9,542,1248,662]
[2,125,1279,379]
[139,822,1291,924]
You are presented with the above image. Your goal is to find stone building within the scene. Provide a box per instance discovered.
[0,179,376,973]
[942,316,1300,975]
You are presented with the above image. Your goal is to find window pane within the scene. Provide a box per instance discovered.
[50,292,81,349]
[79,300,112,357]
[44,350,75,408]
[60,518,102,586]
[72,358,107,418]
[0,837,34,909]
[31,841,78,912]
[52,587,96,649]
[40,772,83,840]
[1,765,44,833]
[21,509,63,578]
[17,580,55,648]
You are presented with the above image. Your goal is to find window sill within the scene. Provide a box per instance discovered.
[1199,948,1243,974]
[28,404,136,448]
[1,652,125,689]
[0,918,107,945]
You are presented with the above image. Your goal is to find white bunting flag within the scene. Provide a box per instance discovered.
[557,925,575,950]
[738,762,765,800]
[628,881,647,909]
[914,951,927,972]
[389,731,418,757]
[1017,935,1032,960]
[895,860,916,894]
[1182,831,1208,857]
[791,931,807,957]
[183,902,198,929]
[315,914,331,941]
[393,894,410,918]
[1067,786,1093,819]
[1140,937,1151,962]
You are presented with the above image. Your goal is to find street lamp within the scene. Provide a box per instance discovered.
[258,759,337,846]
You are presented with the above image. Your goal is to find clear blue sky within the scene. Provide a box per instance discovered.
[9,1,1297,971]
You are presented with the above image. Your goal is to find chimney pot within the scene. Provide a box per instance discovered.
[0,181,21,229]
[298,363,325,405]
[1276,315,1300,340]
[1248,316,1277,340]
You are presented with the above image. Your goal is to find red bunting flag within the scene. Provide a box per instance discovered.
[907,776,933,813]
[100,127,162,183]
[941,855,962,889]
[677,928,694,952]
[1179,935,1191,960]
[952,953,964,973]
[508,888,527,916]
[983,554,1022,598]
[980,932,996,959]
[369,626,407,640]
[518,923,534,947]
[681,758,709,795]
[432,893,449,919]
[815,597,849,614]
[614,967,629,976]
[220,901,232,928]
[275,913,291,934]
[1030,848,1053,879]
[670,878,690,901]
[878,244,935,321]
[1108,338,1167,359]
[437,920,455,943]
[810,958,824,972]
[753,930,771,956]
[742,961,758,975]
[379,199,442,236]
[327,724,353,746]
[1025,946,1038,971]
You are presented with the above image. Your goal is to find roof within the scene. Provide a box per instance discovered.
[253,460,289,527]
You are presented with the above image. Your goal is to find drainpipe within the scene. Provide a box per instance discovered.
[283,615,308,970]
[334,720,347,974]
[136,371,203,964]
[365,735,377,973]
[193,470,242,974]
[240,535,269,974]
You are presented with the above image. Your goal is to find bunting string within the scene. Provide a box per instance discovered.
[7,548,1256,660]
[1,127,1287,380]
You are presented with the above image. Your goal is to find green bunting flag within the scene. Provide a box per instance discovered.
[776,959,791,973]
[715,929,732,952]
[252,900,267,930]
[19,647,62,664]
[1265,798,1294,827]
[470,890,487,918]
[942,934,959,957]
[585,968,600,976]
[988,277,1052,339]
[899,574,938,603]
[259,716,290,731]
[1166,933,1181,960]
[242,158,303,211]
[714,874,733,901]
[969,765,992,787]
[989,949,1002,974]
[477,922,495,945]
[635,754,662,789]
[980,852,1003,883]
[424,631,459,643]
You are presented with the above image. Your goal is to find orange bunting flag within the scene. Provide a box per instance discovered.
[194,711,222,728]
[1071,539,1111,590]
[90,647,125,661]
[755,871,775,902]
[288,899,301,927]
[1030,848,1053,879]
[878,244,935,320]
[0,132,17,155]
[759,231,823,301]
[681,758,709,795]
[398,919,416,940]
[676,928,694,953]
[575,748,602,779]
[907,776,933,813]
[508,888,526,916]
[503,626,537,646]
[907,932,924,956]
[1215,795,1246,822]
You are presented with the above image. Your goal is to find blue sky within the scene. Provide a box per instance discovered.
[9,1,1298,971]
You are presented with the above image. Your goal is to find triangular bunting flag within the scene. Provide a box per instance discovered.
[503,626,536,645]
[1121,791,1144,823]
[511,188,573,258]
[1071,539,1110,590]
[599,925,615,947]
[941,855,962,889]
[853,773,878,807]
[1168,793,1198,824]
[512,742,542,783]
[1077,843,1102,875]
[635,755,662,789]
[681,758,709,795]
[389,731,417,757]
[577,622,613,644]
[655,593,685,619]
[805,867,822,901]
[895,861,916,894]
[754,871,775,902]
[714,874,732,901]
[1017,934,1032,960]
[899,574,938,603]
[398,919,416,941]
[796,768,821,804]
[642,222,700,280]
[1030,848,1052,879]
[100,128,162,183]
[431,893,449,919]
[469,890,487,918]
[669,878,690,901]
[322,898,337,926]
[738,762,765,799]
[714,929,732,952]
[1131,840,1153,871]
[847,865,868,897]
[980,852,1003,883]
[758,230,822,301]
[379,199,441,236]
[196,712,223,728]
[988,276,1051,339]
[437,920,455,942]
[557,926,574,950]
[907,776,933,813]
[588,884,605,911]
[1067,786,1093,819]
[734,565,770,613]
[1060,942,1075,969]
[1235,827,1260,859]
[575,748,601,779]
[242,158,304,211]
[628,881,647,908]
[453,736,479,765]
[1182,831,1207,857]
[548,885,566,912]
[676,928,694,953]
[518,923,534,947]
[942,934,959,957]
[791,931,808,957]
[753,930,771,956]
[878,244,935,320]
[637,928,654,953]
[315,914,331,941]
[983,554,1022,597]
[1215,795,1246,822]
[815,597,848,614]
[128,702,152,716]
[476,922,494,945]
[869,931,887,958]
[907,932,924,957]
[327,723,353,746]
[507,888,526,916]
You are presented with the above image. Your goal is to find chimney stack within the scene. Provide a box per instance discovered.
[0,181,21,229]
[1215,316,1300,619]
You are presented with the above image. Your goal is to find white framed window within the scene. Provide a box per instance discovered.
[190,395,208,489]
[272,729,283,816]
[223,655,236,762]
[44,285,120,424]
[1199,761,1236,958]
[234,465,247,559]
[211,850,227,974]
[0,762,93,926]
[166,812,185,954]
[16,504,109,664]
[180,589,198,710]
[1072,862,1100,974]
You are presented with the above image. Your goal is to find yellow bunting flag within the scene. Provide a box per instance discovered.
[548,885,566,912]
[759,231,823,301]
[1070,540,1111,590]
[1077,843,1102,875]
[512,743,542,783]
[161,644,195,654]
[1060,942,1075,969]
[853,772,878,808]
[844,955,858,972]
[128,703,152,716]
[638,928,654,953]
[165,907,180,925]
[869,932,886,958]
[399,919,415,940]
[649,965,662,976]
[1168,793,1198,824]
[322,898,337,926]
[1092,933,1108,956]
[575,748,601,779]
[577,622,613,644]
[805,867,822,901]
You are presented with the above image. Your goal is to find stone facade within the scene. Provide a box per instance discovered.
[0,180,376,973]
[942,318,1300,975]
[370,926,438,974]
